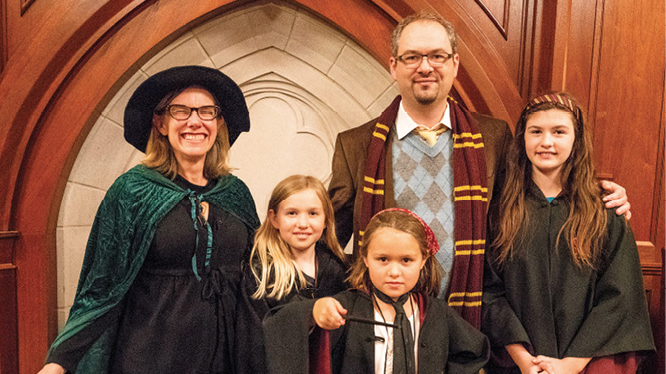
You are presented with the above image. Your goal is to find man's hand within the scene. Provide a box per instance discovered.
[601,180,631,219]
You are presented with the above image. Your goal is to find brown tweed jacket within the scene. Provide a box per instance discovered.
[329,111,513,253]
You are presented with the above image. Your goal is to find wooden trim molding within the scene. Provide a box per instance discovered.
[20,0,36,15]
[473,0,510,39]
[0,0,6,73]
[0,231,18,374]
[0,231,18,264]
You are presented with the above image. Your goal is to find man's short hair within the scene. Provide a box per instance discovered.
[391,12,458,57]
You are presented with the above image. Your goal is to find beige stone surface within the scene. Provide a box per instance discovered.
[328,42,394,108]
[103,70,148,126]
[247,3,295,50]
[69,117,135,190]
[194,13,258,68]
[143,33,215,75]
[285,13,346,73]
[56,226,90,309]
[367,82,401,117]
[57,183,106,227]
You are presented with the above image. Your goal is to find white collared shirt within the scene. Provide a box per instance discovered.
[394,101,452,140]
[373,304,421,374]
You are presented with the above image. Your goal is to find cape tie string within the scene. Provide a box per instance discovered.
[186,190,213,282]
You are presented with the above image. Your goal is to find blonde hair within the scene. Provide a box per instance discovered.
[142,86,232,180]
[347,210,441,296]
[251,175,345,300]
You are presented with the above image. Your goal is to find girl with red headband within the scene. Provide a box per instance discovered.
[264,208,489,374]
[482,92,654,374]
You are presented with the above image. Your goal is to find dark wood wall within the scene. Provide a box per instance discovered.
[0,0,662,373]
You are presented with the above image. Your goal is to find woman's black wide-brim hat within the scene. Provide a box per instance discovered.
[124,65,250,152]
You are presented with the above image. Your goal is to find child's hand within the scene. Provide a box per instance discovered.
[532,355,591,374]
[505,343,540,374]
[313,297,347,330]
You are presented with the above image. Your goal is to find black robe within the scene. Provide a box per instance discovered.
[234,243,348,374]
[264,289,489,374]
[481,182,654,373]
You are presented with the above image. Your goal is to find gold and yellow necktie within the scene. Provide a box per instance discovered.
[414,124,448,146]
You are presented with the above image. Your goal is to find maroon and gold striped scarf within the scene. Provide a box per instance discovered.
[359,95,488,328]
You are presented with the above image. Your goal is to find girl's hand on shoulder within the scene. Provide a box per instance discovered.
[533,355,591,374]
[37,363,66,374]
[313,297,347,330]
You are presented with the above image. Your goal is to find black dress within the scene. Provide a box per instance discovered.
[48,176,253,374]
[234,243,348,374]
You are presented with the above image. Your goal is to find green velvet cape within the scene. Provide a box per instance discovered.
[47,165,259,373]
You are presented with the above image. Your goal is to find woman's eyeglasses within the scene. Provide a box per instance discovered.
[162,105,221,120]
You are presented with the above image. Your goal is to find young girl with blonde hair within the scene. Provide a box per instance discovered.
[235,175,348,374]
[264,208,489,374]
[482,92,654,374]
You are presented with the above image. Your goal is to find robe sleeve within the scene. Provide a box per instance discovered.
[234,263,272,374]
[564,214,655,357]
[481,251,532,351]
[45,305,122,372]
[263,298,319,374]
[445,302,491,374]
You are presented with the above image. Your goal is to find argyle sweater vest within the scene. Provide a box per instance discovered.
[392,130,455,296]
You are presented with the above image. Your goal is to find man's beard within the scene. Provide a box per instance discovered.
[413,83,439,105]
[415,91,438,105]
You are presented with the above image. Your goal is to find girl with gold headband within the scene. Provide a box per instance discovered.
[482,92,654,374]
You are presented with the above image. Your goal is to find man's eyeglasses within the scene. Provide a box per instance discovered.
[162,105,221,121]
[396,51,454,68]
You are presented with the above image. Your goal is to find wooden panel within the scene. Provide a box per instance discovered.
[640,258,664,374]
[455,0,531,99]
[651,95,665,252]
[590,0,664,242]
[0,268,17,374]
[563,0,600,112]
[0,231,18,264]
[20,0,35,15]
[474,0,510,38]
[0,232,18,374]
[0,0,5,74]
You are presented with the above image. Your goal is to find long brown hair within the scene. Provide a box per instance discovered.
[142,86,232,180]
[493,92,608,268]
[348,210,441,296]
[250,175,345,300]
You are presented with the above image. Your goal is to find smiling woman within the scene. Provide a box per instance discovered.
[38,65,260,374]
[152,87,225,184]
